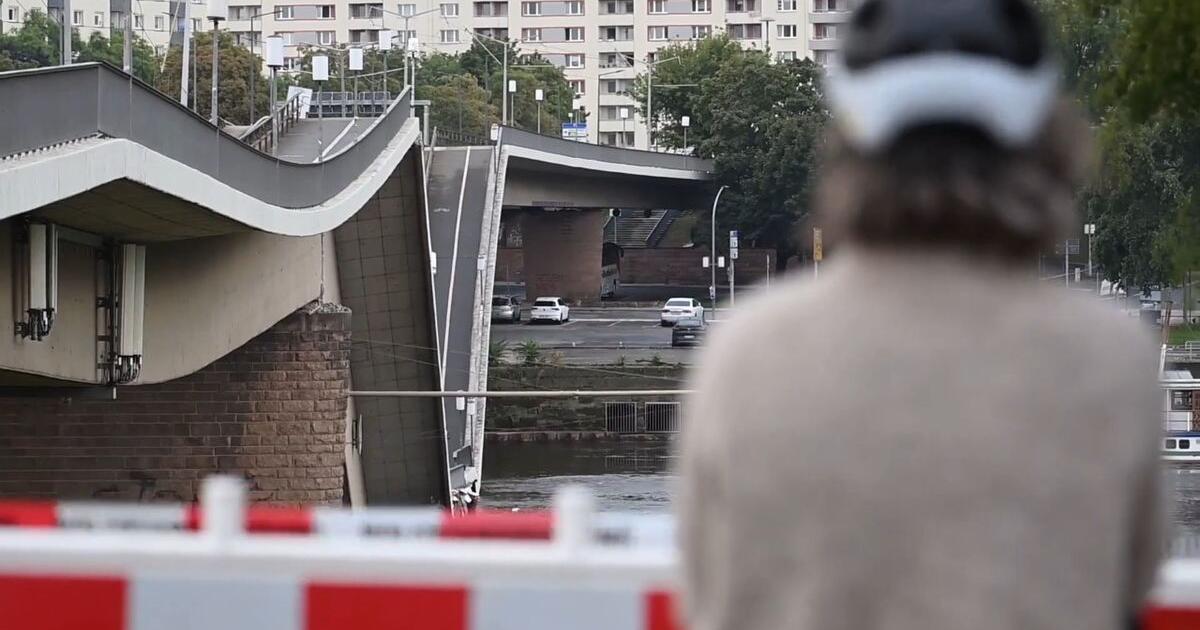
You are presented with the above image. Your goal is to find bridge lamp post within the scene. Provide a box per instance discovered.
[369,6,440,91]
[710,185,729,309]
[312,55,329,160]
[619,106,629,145]
[264,36,284,153]
[681,115,690,150]
[207,0,227,127]
[535,88,544,134]
[508,80,517,126]
[349,47,364,118]
[245,7,287,124]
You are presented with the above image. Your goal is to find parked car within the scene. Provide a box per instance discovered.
[671,318,707,347]
[660,298,705,326]
[530,297,570,324]
[491,296,521,323]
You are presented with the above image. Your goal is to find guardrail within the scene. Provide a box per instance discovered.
[0,476,1196,630]
[499,126,713,175]
[238,91,305,154]
[0,62,412,209]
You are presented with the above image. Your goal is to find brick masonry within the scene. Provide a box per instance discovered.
[522,209,605,302]
[0,309,351,504]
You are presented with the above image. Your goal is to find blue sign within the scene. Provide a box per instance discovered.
[561,122,588,141]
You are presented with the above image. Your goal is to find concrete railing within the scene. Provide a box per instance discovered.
[499,126,714,175]
[0,62,412,209]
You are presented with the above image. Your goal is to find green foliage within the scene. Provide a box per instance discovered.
[516,340,542,366]
[0,9,159,84]
[158,32,268,125]
[488,339,510,367]
[631,34,827,261]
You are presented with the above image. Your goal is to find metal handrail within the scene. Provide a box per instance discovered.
[240,91,304,154]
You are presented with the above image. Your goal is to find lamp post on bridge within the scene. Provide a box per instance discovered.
[245,7,287,123]
[264,35,284,153]
[207,0,227,126]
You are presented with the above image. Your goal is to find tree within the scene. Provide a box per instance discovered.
[424,73,498,138]
[159,31,268,125]
[631,36,826,263]
[0,9,158,84]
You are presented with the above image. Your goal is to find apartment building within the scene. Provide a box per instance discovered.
[1,0,854,146]
[2,0,210,57]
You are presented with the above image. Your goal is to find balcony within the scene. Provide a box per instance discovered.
[809,9,851,23]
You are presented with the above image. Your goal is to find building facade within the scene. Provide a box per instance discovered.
[1,0,854,146]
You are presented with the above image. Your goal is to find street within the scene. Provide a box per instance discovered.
[490,308,723,364]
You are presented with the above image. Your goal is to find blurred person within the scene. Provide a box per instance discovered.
[678,1,1163,629]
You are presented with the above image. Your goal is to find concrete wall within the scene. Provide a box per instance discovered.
[503,165,709,210]
[493,246,776,287]
[488,365,686,431]
[1,219,332,386]
[522,209,605,303]
[619,247,776,286]
[0,309,349,503]
[334,150,446,506]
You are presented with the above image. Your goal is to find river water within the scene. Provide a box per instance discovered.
[483,439,1200,557]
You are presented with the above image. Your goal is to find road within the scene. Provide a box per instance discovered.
[490,308,724,364]
[274,117,373,162]
[426,146,493,492]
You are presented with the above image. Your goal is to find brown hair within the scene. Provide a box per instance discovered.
[814,98,1092,259]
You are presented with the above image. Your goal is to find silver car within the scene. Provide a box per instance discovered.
[491,296,521,323]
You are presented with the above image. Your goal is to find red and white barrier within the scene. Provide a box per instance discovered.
[0,477,1196,630]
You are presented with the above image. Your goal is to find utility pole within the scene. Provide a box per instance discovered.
[502,43,508,125]
[208,0,227,127]
[181,0,191,105]
[709,185,728,309]
[122,0,132,74]
[61,0,71,65]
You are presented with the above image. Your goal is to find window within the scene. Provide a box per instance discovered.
[1173,391,1194,410]
[154,44,166,56]
[440,3,458,16]
[814,49,834,65]
[4,6,15,20]
[398,3,416,15]
[778,0,796,9]
[1167,439,1179,450]
[648,25,667,41]
[72,10,83,24]
[521,27,541,41]
[440,29,459,42]
[318,31,335,45]
[319,5,336,18]
[1183,439,1193,450]
[569,79,585,95]
[565,54,584,68]
[814,0,845,11]
[191,17,201,31]
[285,56,301,69]
[778,24,797,38]
[566,26,583,41]
[775,50,797,62]
[648,0,666,12]
[522,1,541,15]
[600,25,631,41]
[601,0,633,13]
[276,6,294,19]
[600,131,635,147]
[691,0,708,11]
[153,14,163,29]
[729,23,761,39]
[278,31,294,44]
[93,11,103,26]
[692,25,710,38]
[604,78,631,93]
[133,14,144,27]
[565,0,583,13]
[814,23,838,39]
[726,0,754,11]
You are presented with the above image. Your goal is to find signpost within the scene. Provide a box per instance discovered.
[561,122,588,142]
[729,230,738,308]
[813,227,823,279]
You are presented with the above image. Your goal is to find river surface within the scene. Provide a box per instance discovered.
[483,439,1200,557]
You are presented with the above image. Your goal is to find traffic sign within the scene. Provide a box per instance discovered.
[813,228,823,262]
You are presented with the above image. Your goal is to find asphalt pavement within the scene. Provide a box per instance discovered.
[274,117,372,162]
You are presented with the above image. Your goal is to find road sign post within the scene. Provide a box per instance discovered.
[729,230,739,308]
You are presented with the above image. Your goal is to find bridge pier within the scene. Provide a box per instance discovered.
[521,209,606,303]
[0,309,351,503]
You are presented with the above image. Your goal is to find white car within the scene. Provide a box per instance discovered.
[660,297,705,326]
[530,297,570,324]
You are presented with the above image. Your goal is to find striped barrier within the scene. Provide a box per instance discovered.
[0,477,1196,630]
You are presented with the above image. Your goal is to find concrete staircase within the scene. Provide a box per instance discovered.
[604,210,671,248]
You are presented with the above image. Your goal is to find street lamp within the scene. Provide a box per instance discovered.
[681,115,690,149]
[245,7,287,123]
[378,28,394,93]
[508,79,517,125]
[619,106,630,145]
[207,0,227,126]
[349,46,364,117]
[710,185,729,308]
[535,88,544,134]
[369,6,440,90]
[312,55,329,159]
[264,35,284,152]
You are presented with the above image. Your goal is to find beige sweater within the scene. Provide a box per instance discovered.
[680,248,1163,630]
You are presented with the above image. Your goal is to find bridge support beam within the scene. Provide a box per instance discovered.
[521,209,605,303]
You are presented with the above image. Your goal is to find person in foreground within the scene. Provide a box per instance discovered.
[679,1,1164,629]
